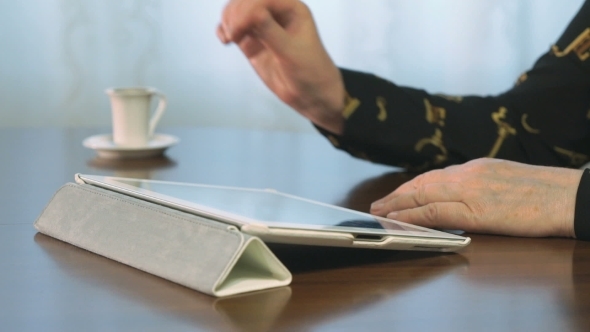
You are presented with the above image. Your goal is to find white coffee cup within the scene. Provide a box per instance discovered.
[106,87,167,147]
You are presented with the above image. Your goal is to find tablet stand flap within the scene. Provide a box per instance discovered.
[34,183,292,297]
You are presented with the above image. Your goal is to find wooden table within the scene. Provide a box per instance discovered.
[1,127,589,332]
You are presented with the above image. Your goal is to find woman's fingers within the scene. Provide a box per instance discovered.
[221,0,293,44]
[371,169,459,214]
[249,10,290,57]
[387,202,473,231]
[373,182,465,216]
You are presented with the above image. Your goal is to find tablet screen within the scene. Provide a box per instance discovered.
[95,177,427,233]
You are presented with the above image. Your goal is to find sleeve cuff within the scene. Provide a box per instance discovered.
[574,168,590,240]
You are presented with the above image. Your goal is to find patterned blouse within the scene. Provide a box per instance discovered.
[314,1,590,239]
[317,2,590,171]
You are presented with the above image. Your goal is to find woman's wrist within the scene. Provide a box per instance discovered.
[301,79,347,135]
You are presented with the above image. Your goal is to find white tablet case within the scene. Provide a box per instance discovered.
[34,183,292,297]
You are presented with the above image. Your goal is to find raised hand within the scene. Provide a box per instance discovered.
[370,158,583,238]
[218,0,346,134]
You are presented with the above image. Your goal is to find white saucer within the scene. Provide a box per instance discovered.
[83,133,179,159]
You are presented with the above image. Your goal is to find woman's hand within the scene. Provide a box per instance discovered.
[370,158,583,238]
[218,0,346,134]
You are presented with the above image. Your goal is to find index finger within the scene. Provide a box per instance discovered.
[388,202,473,232]
[371,168,450,207]
[382,182,464,214]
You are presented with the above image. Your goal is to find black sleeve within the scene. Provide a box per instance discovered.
[315,0,590,172]
[575,169,590,240]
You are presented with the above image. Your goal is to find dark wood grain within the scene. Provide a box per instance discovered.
[1,127,590,332]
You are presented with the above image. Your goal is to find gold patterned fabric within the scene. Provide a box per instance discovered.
[315,1,590,171]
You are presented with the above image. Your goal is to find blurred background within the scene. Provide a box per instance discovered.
[0,0,585,131]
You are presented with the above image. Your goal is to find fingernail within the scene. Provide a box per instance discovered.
[371,203,384,211]
[387,212,398,219]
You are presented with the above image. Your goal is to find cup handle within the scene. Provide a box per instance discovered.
[148,91,167,138]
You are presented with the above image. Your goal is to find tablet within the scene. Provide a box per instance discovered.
[76,174,470,252]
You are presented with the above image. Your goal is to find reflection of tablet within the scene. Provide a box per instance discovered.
[76,174,470,252]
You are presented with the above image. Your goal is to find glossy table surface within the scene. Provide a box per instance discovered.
[1,127,590,332]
